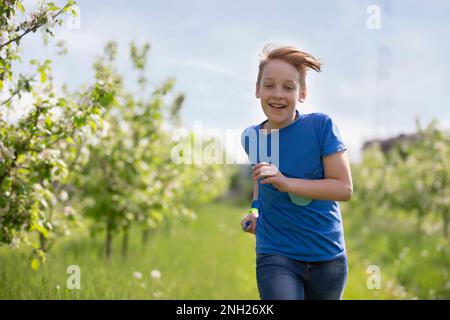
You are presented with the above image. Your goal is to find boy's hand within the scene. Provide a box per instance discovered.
[241,211,258,234]
[252,163,291,193]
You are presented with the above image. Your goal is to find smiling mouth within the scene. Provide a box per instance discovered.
[269,103,287,109]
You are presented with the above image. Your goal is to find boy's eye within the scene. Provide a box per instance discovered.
[263,84,294,90]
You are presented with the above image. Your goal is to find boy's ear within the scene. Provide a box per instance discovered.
[299,87,307,103]
[255,83,260,98]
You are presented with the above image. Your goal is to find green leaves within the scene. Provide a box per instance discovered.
[16,2,25,15]
[31,259,40,271]
[98,92,114,107]
[130,41,151,71]
[35,59,52,84]
[0,196,6,209]
[30,248,46,271]
[47,2,59,12]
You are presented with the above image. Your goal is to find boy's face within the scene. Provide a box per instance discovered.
[256,59,306,128]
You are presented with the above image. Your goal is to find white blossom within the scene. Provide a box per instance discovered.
[39,148,59,160]
[0,48,7,60]
[7,14,17,25]
[44,12,57,29]
[150,269,161,280]
[0,31,9,44]
[28,11,41,27]
[9,237,21,249]
[60,190,69,202]
[63,206,75,218]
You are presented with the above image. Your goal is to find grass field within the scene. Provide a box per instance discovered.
[0,201,446,299]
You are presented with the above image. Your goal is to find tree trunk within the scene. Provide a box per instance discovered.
[416,211,422,241]
[443,210,448,239]
[142,228,150,246]
[105,224,113,260]
[39,233,47,252]
[121,227,129,258]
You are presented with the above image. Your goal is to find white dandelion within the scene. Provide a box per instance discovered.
[150,269,161,280]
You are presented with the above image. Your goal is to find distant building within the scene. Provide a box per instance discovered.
[362,133,421,155]
[362,129,450,155]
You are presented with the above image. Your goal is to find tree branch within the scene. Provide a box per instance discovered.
[0,7,66,50]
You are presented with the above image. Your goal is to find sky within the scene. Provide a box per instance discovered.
[14,0,450,163]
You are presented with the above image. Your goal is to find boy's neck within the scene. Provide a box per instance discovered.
[263,112,298,131]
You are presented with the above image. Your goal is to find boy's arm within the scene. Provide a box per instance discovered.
[242,180,259,233]
[253,150,352,201]
[286,150,353,201]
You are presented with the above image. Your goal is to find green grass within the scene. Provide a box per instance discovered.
[342,203,450,299]
[0,202,259,299]
[1,201,447,299]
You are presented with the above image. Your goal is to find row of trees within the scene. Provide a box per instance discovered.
[351,120,449,238]
[1,0,230,268]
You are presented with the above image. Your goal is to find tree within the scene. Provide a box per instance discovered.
[76,41,230,259]
[1,0,117,268]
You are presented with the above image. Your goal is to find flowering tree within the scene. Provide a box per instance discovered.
[1,1,231,266]
[0,0,117,269]
[76,42,230,259]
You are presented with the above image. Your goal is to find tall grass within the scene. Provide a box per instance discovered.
[2,201,445,299]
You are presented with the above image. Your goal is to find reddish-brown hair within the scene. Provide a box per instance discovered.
[256,43,321,90]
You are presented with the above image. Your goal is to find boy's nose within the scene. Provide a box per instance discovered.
[273,87,284,98]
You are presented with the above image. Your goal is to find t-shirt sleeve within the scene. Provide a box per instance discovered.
[320,115,347,158]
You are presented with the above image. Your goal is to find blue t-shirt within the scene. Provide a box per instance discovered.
[241,109,347,262]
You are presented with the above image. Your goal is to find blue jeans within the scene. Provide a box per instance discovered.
[256,253,348,300]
